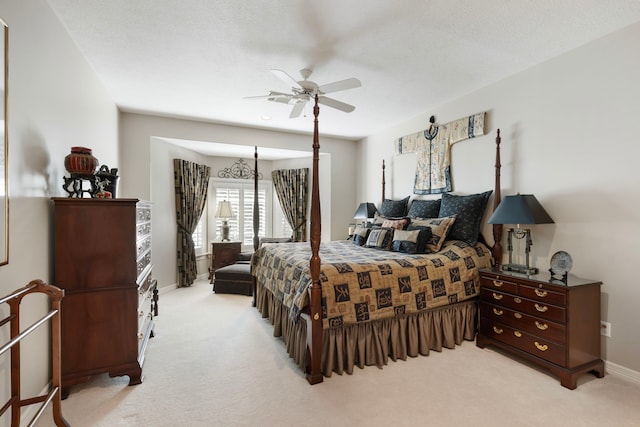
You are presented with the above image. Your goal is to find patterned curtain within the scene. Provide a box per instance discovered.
[272,168,309,242]
[174,159,210,287]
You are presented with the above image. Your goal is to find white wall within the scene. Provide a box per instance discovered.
[358,23,640,373]
[124,113,357,289]
[0,0,118,421]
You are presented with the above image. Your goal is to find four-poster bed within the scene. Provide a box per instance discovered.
[251,96,503,384]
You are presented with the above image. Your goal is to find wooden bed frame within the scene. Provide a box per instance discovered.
[254,95,503,385]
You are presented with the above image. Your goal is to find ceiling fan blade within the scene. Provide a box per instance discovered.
[289,101,305,118]
[270,69,303,90]
[244,91,290,100]
[318,96,356,113]
[317,77,361,94]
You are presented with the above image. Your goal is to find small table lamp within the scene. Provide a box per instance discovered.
[487,194,554,274]
[216,200,234,241]
[353,202,377,227]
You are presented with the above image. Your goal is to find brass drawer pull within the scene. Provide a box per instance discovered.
[492,293,503,300]
[514,312,522,319]
[534,341,548,351]
[492,280,504,287]
[535,289,548,298]
[514,297,522,304]
[535,321,549,331]
[535,303,548,313]
[493,326,503,334]
[493,308,504,316]
[514,331,522,338]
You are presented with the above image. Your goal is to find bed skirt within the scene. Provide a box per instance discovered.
[255,281,478,377]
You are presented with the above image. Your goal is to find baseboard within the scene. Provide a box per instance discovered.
[605,360,640,384]
[158,283,178,294]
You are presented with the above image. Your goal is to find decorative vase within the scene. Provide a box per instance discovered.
[64,146,98,176]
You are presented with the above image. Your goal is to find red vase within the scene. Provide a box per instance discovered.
[64,146,98,176]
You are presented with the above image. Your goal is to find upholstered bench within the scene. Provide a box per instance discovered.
[213,262,252,296]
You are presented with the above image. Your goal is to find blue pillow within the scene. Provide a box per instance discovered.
[379,196,409,217]
[407,199,441,218]
[438,191,492,245]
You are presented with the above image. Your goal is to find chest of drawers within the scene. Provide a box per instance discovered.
[476,268,604,389]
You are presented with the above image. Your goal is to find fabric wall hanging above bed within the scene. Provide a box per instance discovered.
[394,111,486,195]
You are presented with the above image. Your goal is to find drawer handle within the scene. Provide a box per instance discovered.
[492,308,504,316]
[514,331,522,338]
[138,311,144,318]
[534,341,548,352]
[535,321,549,331]
[492,293,503,301]
[535,304,548,313]
[492,280,504,287]
[493,326,503,334]
[535,289,548,298]
[514,312,522,319]
[514,297,522,304]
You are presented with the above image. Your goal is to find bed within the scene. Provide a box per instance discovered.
[252,97,503,384]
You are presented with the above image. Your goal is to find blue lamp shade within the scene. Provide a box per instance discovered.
[353,202,377,220]
[488,194,554,225]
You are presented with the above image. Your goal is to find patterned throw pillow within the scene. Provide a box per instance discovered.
[438,190,492,245]
[381,217,409,230]
[351,225,371,246]
[391,228,432,254]
[409,216,456,252]
[364,227,394,250]
[379,196,410,217]
[407,198,441,218]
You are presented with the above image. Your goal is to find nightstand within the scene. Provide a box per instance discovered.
[208,241,241,283]
[476,267,604,389]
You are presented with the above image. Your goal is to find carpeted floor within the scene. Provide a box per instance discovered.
[35,279,640,426]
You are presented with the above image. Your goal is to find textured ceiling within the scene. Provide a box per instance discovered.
[47,0,640,141]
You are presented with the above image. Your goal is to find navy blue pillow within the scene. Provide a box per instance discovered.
[438,191,492,245]
[379,196,410,218]
[408,199,441,218]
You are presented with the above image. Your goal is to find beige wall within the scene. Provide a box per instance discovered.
[0,0,118,419]
[358,23,640,374]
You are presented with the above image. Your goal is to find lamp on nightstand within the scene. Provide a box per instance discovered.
[216,200,234,241]
[353,202,377,227]
[488,193,554,274]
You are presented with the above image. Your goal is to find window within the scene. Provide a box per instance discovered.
[208,178,272,247]
[192,215,204,249]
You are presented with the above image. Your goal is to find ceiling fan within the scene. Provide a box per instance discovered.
[247,68,361,118]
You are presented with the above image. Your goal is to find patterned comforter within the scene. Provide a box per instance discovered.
[251,240,493,329]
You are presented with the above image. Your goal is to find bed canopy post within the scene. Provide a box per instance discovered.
[492,130,503,265]
[382,160,386,201]
[306,94,323,385]
[253,146,260,252]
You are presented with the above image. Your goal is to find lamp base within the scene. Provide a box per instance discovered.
[221,221,230,242]
[502,263,539,275]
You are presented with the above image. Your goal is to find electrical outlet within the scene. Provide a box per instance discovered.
[600,321,611,337]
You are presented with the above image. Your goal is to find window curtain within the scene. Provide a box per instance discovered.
[272,168,309,242]
[174,159,210,287]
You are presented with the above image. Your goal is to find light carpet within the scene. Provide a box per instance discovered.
[35,279,640,426]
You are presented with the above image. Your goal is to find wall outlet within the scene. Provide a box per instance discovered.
[600,321,611,337]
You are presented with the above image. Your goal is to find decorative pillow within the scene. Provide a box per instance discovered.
[438,190,492,245]
[379,196,410,218]
[351,225,371,246]
[392,228,432,254]
[364,227,394,250]
[381,217,409,230]
[409,216,456,252]
[407,198,441,218]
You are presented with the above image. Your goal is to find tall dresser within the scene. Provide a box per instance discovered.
[52,198,155,398]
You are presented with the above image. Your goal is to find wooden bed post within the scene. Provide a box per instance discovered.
[382,159,386,201]
[252,146,259,307]
[306,94,323,385]
[492,130,503,265]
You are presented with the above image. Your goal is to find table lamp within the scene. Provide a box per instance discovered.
[216,200,234,241]
[487,194,554,274]
[353,202,377,227]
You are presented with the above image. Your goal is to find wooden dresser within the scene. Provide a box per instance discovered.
[52,198,156,398]
[208,241,242,282]
[476,267,604,389]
